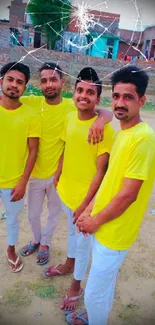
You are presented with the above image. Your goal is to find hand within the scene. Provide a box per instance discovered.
[76,215,100,234]
[73,205,86,224]
[88,118,104,144]
[75,210,91,236]
[11,182,26,202]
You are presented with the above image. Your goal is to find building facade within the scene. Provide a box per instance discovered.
[118,26,155,61]
[142,26,155,60]
[61,9,120,60]
[2,0,155,62]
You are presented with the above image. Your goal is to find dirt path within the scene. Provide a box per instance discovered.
[0,112,155,325]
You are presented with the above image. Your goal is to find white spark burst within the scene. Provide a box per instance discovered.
[5,0,152,86]
[73,1,95,35]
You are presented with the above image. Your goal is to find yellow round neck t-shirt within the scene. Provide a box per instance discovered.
[0,103,41,188]
[20,95,76,179]
[57,111,114,210]
[91,122,155,250]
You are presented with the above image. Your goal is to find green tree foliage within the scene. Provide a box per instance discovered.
[27,0,71,49]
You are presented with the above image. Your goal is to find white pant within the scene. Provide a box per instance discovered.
[61,201,91,281]
[27,176,61,246]
[85,237,128,325]
[0,189,24,246]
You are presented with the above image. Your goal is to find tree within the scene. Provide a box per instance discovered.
[27,0,71,50]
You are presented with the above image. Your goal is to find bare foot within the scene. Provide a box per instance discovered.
[7,247,23,271]
[7,247,18,263]
[60,288,84,313]
[56,263,74,274]
[44,260,74,277]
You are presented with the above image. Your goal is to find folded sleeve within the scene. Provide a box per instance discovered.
[97,123,115,157]
[125,138,155,180]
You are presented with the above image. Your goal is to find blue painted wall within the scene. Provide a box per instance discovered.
[62,32,120,60]
[91,36,119,60]
[90,37,107,57]
[113,39,119,60]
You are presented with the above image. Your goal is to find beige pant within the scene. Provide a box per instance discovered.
[27,176,61,246]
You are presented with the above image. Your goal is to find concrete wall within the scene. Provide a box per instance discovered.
[142,26,155,58]
[4,46,155,94]
[0,46,155,93]
[0,22,10,48]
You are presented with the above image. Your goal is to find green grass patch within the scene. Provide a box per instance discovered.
[24,86,42,96]
[28,282,57,299]
[142,101,155,111]
[3,280,57,306]
[24,86,73,98]
[100,96,111,107]
[5,281,32,307]
[24,86,155,111]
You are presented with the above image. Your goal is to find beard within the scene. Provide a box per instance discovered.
[114,107,129,120]
[2,89,20,100]
[114,112,129,120]
[42,89,61,100]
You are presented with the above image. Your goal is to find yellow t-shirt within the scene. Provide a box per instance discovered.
[20,95,76,179]
[0,104,41,188]
[91,122,155,250]
[57,111,114,210]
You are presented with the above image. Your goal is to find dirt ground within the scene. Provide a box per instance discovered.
[0,111,155,325]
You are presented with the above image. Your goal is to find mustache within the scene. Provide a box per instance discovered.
[45,88,56,91]
[8,88,18,92]
[114,107,128,112]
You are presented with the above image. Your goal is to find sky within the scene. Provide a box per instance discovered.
[0,0,155,30]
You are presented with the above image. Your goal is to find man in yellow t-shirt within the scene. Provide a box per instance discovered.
[43,67,114,315]
[66,66,155,325]
[0,62,41,273]
[20,62,113,265]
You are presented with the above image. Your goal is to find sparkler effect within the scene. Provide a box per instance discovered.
[73,2,95,34]
[66,0,118,53]
[3,0,152,85]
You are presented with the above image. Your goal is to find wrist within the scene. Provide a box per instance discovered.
[78,202,87,211]
[19,179,28,186]
[94,213,103,228]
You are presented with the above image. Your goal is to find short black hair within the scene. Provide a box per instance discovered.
[39,62,63,79]
[111,65,149,97]
[0,62,30,84]
[75,67,102,97]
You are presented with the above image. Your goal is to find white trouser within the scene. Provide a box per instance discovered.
[85,236,128,325]
[0,189,24,246]
[27,176,61,246]
[61,201,91,281]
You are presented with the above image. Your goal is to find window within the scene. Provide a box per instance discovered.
[107,38,115,46]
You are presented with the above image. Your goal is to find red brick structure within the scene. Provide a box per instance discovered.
[9,0,27,27]
[67,7,120,35]
[118,29,143,58]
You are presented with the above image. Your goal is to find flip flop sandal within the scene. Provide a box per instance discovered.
[20,241,39,256]
[60,288,84,315]
[7,255,24,273]
[36,248,49,265]
[66,311,89,325]
[42,264,73,278]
